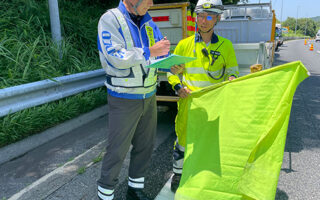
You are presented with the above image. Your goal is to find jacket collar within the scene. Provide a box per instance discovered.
[195,32,219,44]
[118,1,152,28]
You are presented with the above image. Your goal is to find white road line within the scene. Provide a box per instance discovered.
[155,174,175,200]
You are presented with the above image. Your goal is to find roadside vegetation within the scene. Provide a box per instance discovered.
[282,17,318,38]
[283,30,311,38]
[0,0,106,88]
[0,0,109,147]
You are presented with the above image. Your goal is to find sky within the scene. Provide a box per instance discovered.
[247,0,320,22]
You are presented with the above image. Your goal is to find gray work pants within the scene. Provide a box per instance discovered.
[97,94,157,189]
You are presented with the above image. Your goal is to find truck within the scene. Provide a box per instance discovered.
[148,2,277,100]
[316,30,320,42]
[275,23,284,49]
[215,2,277,75]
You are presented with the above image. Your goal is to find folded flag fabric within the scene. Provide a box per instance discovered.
[175,61,309,200]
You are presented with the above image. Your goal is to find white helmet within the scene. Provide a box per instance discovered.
[195,0,225,15]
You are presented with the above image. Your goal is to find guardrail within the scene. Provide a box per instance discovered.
[283,36,308,41]
[0,69,105,118]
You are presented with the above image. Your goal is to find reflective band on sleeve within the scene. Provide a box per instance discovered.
[186,67,207,74]
[183,77,212,88]
[226,66,239,77]
[110,8,134,50]
[145,26,155,47]
[143,22,157,87]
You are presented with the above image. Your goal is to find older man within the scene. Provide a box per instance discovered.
[97,0,174,199]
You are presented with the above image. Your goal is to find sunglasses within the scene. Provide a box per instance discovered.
[197,14,214,21]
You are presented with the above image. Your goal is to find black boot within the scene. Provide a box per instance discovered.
[126,187,151,200]
[170,173,181,193]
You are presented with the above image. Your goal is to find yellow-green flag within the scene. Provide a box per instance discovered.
[175,61,309,200]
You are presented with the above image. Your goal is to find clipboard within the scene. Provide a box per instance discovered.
[146,54,197,69]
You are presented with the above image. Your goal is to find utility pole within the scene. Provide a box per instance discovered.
[294,6,299,35]
[48,0,62,58]
[305,14,308,36]
[280,0,283,23]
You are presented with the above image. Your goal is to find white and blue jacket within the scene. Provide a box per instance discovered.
[98,1,165,99]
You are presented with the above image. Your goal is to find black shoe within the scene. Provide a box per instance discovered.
[126,187,151,200]
[170,173,181,193]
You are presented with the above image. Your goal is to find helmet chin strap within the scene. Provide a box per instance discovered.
[199,27,214,34]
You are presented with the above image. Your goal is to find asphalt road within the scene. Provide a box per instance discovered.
[1,39,320,200]
[273,39,320,200]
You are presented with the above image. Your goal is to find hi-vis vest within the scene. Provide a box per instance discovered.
[168,33,239,92]
[98,5,161,99]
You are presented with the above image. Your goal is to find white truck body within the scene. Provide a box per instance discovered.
[216,3,273,44]
[234,42,274,76]
[316,30,320,42]
[215,3,275,74]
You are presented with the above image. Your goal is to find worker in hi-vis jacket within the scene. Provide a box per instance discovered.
[167,0,239,193]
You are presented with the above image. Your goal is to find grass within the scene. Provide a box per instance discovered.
[77,166,86,174]
[0,0,112,147]
[283,30,310,38]
[92,152,104,164]
[0,0,107,88]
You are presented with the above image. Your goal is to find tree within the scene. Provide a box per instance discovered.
[283,17,317,37]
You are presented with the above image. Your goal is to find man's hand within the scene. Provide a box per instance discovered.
[177,87,191,98]
[228,76,236,81]
[170,64,185,74]
[149,38,170,57]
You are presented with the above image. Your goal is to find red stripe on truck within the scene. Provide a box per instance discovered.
[152,16,169,22]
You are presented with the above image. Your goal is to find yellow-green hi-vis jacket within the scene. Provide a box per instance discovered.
[168,32,239,147]
[168,32,239,91]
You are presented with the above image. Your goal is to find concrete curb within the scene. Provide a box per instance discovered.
[0,105,108,165]
[8,140,107,200]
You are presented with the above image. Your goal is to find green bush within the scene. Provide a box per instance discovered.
[0,0,107,88]
[0,0,110,147]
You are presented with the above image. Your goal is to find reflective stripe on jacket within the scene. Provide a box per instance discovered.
[167,33,239,92]
[98,1,163,99]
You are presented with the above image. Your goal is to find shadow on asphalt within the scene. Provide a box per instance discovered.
[275,188,289,200]
[280,75,320,175]
[273,53,288,66]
